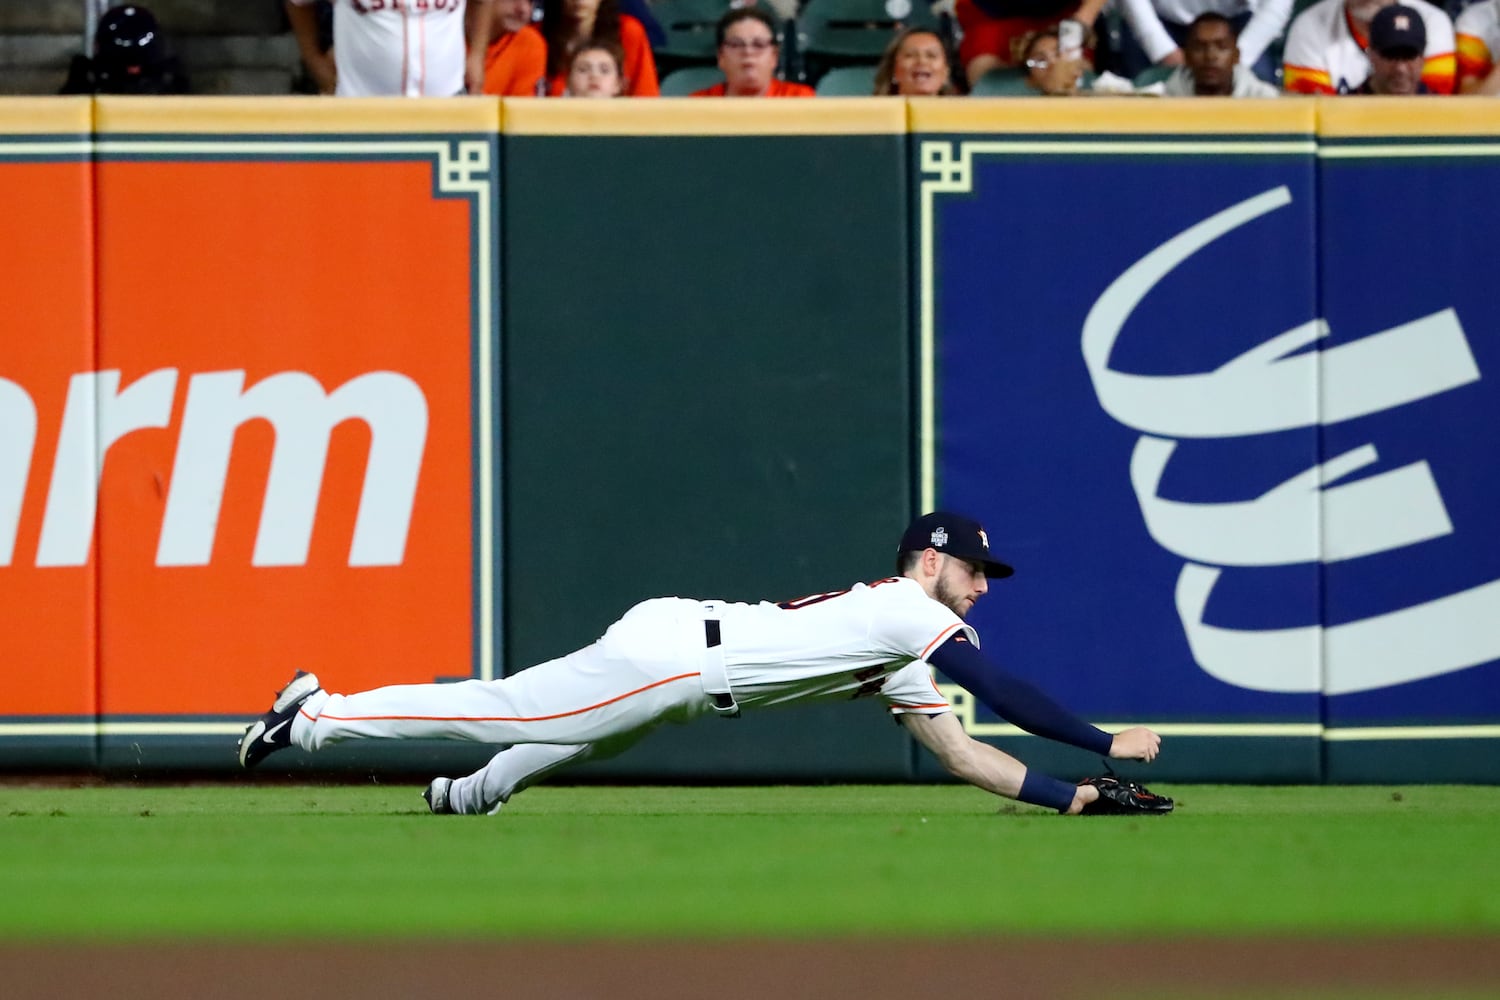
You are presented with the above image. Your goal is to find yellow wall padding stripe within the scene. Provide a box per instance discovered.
[93,95,502,134]
[0,97,93,134]
[1319,96,1500,138]
[501,96,908,135]
[908,96,1317,135]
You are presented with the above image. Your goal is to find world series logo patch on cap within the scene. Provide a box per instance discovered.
[931,527,948,547]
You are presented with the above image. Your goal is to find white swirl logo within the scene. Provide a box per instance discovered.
[1082,186,1491,695]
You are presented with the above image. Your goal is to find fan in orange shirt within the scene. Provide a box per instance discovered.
[691,8,814,96]
[541,0,659,96]
[483,0,547,95]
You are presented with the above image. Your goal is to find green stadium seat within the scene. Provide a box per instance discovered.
[1131,64,1175,87]
[969,66,1033,95]
[660,65,726,95]
[795,0,942,81]
[815,63,880,95]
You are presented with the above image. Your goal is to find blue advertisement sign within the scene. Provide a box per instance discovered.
[922,132,1500,740]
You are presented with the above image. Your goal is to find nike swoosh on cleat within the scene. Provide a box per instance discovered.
[261,719,292,744]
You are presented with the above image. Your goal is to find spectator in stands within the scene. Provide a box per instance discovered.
[1457,0,1500,93]
[286,0,494,96]
[565,40,627,95]
[1019,25,1088,93]
[956,0,1105,87]
[60,4,189,95]
[1112,0,1289,83]
[1161,12,1281,94]
[874,27,961,94]
[484,0,547,95]
[541,0,659,95]
[1356,3,1432,91]
[1282,0,1454,93]
[691,9,814,96]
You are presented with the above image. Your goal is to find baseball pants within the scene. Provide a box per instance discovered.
[290,598,719,775]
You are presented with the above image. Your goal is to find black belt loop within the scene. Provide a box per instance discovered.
[705,619,722,648]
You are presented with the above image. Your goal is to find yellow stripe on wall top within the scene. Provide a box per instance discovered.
[0,97,93,135]
[501,96,908,136]
[908,95,1317,136]
[93,95,502,135]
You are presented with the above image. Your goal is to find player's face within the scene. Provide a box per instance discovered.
[718,18,778,95]
[933,555,988,618]
[891,32,950,95]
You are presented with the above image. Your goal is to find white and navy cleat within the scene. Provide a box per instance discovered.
[237,671,321,769]
[423,777,454,815]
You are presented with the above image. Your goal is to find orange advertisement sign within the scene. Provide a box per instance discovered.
[0,115,97,721]
[2,103,497,728]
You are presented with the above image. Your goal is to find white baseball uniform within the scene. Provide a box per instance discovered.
[291,578,972,813]
[1281,0,1456,93]
[1457,0,1500,87]
[290,0,476,97]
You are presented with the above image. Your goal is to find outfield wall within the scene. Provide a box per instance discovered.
[0,96,1495,783]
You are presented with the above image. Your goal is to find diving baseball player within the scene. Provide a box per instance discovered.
[285,0,495,97]
[239,512,1166,816]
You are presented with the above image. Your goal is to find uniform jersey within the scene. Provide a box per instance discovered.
[291,0,473,97]
[1282,0,1456,94]
[1457,0,1499,87]
[715,576,975,713]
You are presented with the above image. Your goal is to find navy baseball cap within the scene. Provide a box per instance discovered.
[1369,4,1426,57]
[897,511,1014,578]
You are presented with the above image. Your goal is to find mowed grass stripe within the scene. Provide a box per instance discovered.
[0,785,1494,939]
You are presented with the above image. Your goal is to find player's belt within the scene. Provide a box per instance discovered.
[699,601,740,719]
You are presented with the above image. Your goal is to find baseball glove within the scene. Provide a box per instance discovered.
[1078,775,1174,815]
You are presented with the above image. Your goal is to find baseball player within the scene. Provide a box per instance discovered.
[285,0,495,97]
[239,512,1166,817]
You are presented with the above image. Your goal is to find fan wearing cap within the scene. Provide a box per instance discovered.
[239,510,1163,818]
[1358,3,1432,91]
[58,4,189,95]
[1282,0,1455,93]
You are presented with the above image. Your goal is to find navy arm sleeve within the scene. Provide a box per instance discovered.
[927,635,1113,755]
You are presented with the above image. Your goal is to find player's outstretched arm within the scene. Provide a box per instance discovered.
[1110,725,1162,762]
[926,637,1117,756]
[900,712,1097,814]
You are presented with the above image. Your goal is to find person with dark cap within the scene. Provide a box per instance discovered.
[1282,0,1454,93]
[1358,3,1432,92]
[239,511,1164,817]
[59,4,189,95]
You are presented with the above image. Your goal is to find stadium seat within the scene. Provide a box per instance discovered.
[660,64,726,95]
[1131,64,1175,87]
[652,0,735,66]
[968,66,1032,95]
[815,63,879,94]
[795,0,942,80]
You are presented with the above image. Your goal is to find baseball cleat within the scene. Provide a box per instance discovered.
[423,777,454,815]
[237,671,321,769]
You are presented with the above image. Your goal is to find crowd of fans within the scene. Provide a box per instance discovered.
[60,0,1500,98]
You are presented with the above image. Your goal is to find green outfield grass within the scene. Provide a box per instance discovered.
[0,783,1495,940]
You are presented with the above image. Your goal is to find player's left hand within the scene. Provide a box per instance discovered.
[1109,725,1161,762]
